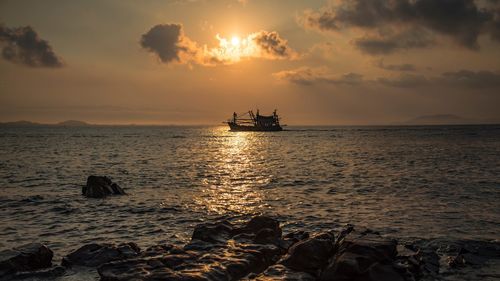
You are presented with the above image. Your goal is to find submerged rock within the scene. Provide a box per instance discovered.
[82,176,126,198]
[62,242,140,267]
[0,243,53,275]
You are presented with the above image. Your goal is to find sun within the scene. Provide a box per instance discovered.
[231,36,241,47]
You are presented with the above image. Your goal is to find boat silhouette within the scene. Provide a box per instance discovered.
[226,109,283,131]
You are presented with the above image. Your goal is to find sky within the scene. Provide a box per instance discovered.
[1,0,500,125]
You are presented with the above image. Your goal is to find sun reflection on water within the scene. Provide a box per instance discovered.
[193,128,268,215]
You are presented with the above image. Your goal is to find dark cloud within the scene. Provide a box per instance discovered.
[304,0,500,52]
[441,70,500,88]
[377,74,430,87]
[273,67,363,86]
[252,31,296,59]
[0,24,63,68]
[377,70,500,88]
[354,27,434,55]
[376,59,417,71]
[140,23,198,64]
[275,66,500,89]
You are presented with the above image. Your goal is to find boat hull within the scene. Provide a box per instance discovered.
[228,122,283,132]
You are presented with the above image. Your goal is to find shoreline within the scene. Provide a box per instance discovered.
[1,216,499,281]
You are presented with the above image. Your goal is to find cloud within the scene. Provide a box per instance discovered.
[376,59,417,71]
[354,27,434,55]
[273,67,363,86]
[303,0,500,53]
[140,23,199,64]
[441,70,500,88]
[377,74,430,88]
[274,67,500,89]
[0,24,63,68]
[252,31,296,59]
[141,24,296,66]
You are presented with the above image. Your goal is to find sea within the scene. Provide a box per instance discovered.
[0,125,499,262]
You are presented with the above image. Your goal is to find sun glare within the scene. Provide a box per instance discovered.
[206,33,260,63]
[231,36,240,47]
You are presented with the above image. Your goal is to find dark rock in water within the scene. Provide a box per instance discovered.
[191,220,234,244]
[99,217,284,281]
[0,243,53,275]
[241,216,282,238]
[62,242,140,267]
[251,264,316,280]
[360,262,406,281]
[10,265,66,280]
[82,175,126,198]
[25,216,497,281]
[281,232,335,274]
[99,241,282,281]
[319,229,401,281]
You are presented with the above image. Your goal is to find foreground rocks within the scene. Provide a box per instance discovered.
[0,243,53,275]
[2,216,499,280]
[62,242,141,267]
[82,176,126,198]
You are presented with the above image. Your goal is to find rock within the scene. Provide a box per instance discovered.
[360,262,406,281]
[82,175,126,198]
[281,232,335,274]
[99,242,282,281]
[62,242,140,267]
[99,217,284,281]
[319,230,400,281]
[191,220,234,244]
[241,216,282,238]
[0,243,53,275]
[251,264,316,281]
[10,265,66,280]
[255,228,284,245]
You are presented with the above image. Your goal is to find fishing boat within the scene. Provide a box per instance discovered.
[226,109,283,131]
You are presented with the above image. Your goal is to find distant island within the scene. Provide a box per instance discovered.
[56,120,90,126]
[0,120,91,127]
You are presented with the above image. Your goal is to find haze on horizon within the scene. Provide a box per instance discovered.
[1,0,500,125]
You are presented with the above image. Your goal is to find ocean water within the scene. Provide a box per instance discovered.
[0,125,499,260]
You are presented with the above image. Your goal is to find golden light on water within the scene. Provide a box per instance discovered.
[193,128,267,215]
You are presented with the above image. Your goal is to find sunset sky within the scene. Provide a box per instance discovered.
[1,0,500,125]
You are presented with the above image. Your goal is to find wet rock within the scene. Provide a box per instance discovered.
[62,242,140,267]
[241,216,282,238]
[99,242,281,281]
[99,217,284,281]
[191,220,234,244]
[319,230,400,281]
[0,243,53,275]
[281,232,335,274]
[82,175,126,198]
[251,264,316,281]
[279,231,310,251]
[360,262,406,281]
[10,265,66,280]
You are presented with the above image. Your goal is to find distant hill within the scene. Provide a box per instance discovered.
[56,120,89,126]
[403,114,471,125]
[0,120,91,127]
[0,120,42,127]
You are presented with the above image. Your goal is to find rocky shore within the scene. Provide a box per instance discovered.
[1,216,499,281]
